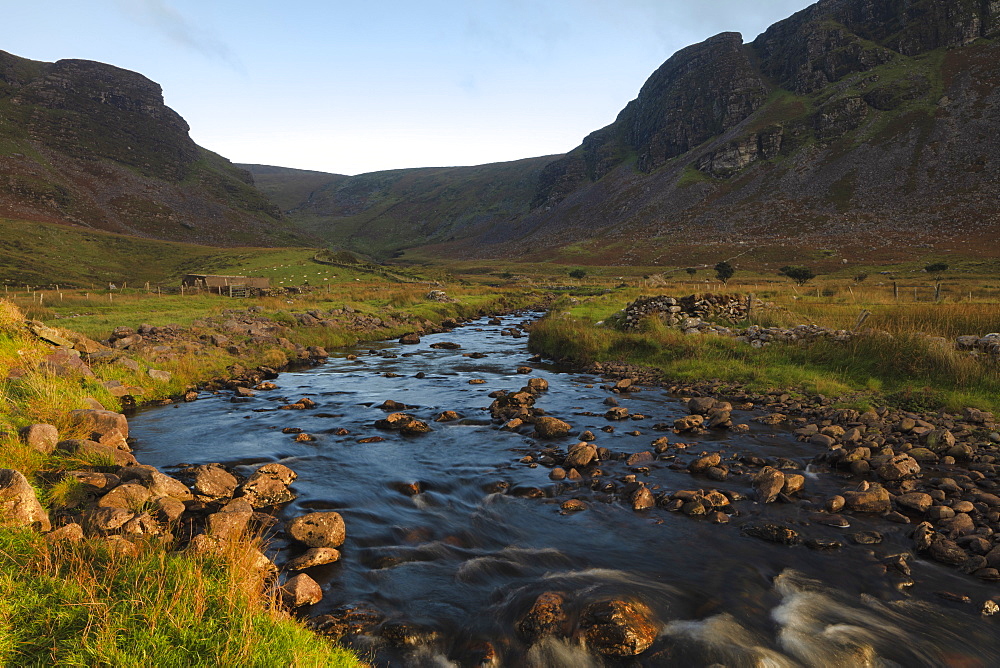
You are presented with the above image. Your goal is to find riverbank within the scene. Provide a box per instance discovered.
[526,298,1000,588]
[0,287,541,665]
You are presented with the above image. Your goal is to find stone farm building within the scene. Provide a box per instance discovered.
[181,274,270,295]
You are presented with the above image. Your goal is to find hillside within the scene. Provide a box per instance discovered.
[242,157,557,258]
[497,0,1000,265]
[253,0,1000,267]
[0,50,304,247]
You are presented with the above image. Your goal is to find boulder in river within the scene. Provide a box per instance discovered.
[518,591,569,642]
[842,484,891,514]
[288,511,346,548]
[581,599,658,657]
[239,463,297,508]
[752,466,785,503]
[534,417,571,439]
[281,573,323,607]
[190,463,238,500]
[286,547,342,570]
[564,443,597,468]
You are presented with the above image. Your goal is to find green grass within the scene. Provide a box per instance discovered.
[0,529,361,667]
[529,306,1000,413]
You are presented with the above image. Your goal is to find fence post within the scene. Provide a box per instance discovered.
[934,282,941,301]
[893,282,898,301]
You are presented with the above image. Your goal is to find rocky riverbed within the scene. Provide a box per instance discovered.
[117,312,1000,666]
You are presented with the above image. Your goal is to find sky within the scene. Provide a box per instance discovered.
[3,1,814,175]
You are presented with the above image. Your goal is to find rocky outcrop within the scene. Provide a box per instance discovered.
[533,32,768,206]
[0,49,296,247]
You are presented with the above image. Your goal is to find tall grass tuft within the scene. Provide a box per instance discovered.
[0,529,362,666]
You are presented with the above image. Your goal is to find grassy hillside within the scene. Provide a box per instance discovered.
[243,156,558,259]
[0,50,304,247]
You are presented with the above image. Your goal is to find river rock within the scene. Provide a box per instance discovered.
[518,591,569,642]
[120,511,161,537]
[239,463,297,507]
[68,409,129,440]
[97,482,151,509]
[687,397,717,415]
[534,417,571,439]
[673,414,704,431]
[842,485,891,513]
[286,547,342,570]
[150,495,186,524]
[526,378,549,393]
[753,466,785,504]
[688,453,721,474]
[121,466,193,501]
[564,443,597,468]
[877,454,920,481]
[606,407,630,420]
[85,506,136,534]
[581,599,658,657]
[0,469,50,531]
[288,511,346,548]
[399,333,421,345]
[281,573,323,607]
[191,464,238,500]
[19,424,59,454]
[375,412,417,430]
[897,492,934,513]
[434,411,461,422]
[928,538,969,565]
[631,485,656,511]
[207,500,253,540]
[782,474,805,496]
[742,522,801,545]
[47,523,84,543]
[57,439,137,467]
[924,429,956,452]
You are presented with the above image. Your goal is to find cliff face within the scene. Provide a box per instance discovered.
[533,32,769,207]
[0,50,299,247]
[461,0,1000,264]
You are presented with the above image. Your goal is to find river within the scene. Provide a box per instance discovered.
[129,313,1000,666]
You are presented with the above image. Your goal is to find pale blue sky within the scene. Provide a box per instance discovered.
[4,1,813,175]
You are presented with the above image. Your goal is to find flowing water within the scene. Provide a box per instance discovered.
[129,313,1000,666]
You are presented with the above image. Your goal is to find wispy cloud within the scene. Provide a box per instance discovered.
[114,0,242,70]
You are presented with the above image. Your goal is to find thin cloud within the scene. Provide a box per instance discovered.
[114,0,242,70]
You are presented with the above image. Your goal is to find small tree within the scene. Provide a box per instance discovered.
[685,267,697,277]
[714,261,734,286]
[779,265,816,285]
[568,269,587,279]
[924,262,948,274]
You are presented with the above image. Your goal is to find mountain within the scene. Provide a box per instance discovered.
[242,157,556,258]
[0,50,303,247]
[257,0,1000,266]
[505,0,1000,265]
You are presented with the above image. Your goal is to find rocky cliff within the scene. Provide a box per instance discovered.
[485,0,1000,264]
[259,0,1000,265]
[0,50,300,246]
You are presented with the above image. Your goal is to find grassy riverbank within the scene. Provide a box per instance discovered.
[530,284,1000,413]
[0,283,540,666]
